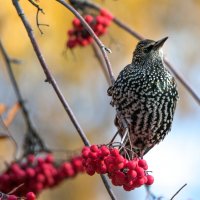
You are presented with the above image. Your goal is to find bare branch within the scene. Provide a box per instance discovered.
[163,59,200,105]
[170,183,187,200]
[0,41,33,130]
[91,43,110,85]
[56,0,115,85]
[11,1,117,199]
[36,9,49,35]
[12,0,90,147]
[70,0,200,105]
[28,0,49,34]
[0,40,48,155]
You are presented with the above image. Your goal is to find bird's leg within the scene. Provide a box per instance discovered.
[109,130,120,144]
[120,128,128,145]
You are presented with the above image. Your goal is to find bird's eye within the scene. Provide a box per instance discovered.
[143,44,154,53]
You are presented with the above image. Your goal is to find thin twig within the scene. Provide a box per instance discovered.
[36,9,49,35]
[12,0,90,147]
[7,183,24,195]
[0,41,33,130]
[91,43,110,85]
[12,1,117,199]
[28,0,49,34]
[170,183,187,200]
[71,0,200,105]
[0,40,48,155]
[56,0,115,85]
[163,59,200,104]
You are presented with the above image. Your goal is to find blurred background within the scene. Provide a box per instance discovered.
[0,0,200,199]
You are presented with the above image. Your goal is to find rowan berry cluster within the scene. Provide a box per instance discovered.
[0,191,35,200]
[81,145,154,191]
[0,153,84,196]
[67,9,113,48]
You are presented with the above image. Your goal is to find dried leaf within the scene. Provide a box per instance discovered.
[0,104,6,115]
[0,133,9,139]
[4,103,20,127]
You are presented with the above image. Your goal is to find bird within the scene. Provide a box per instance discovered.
[107,37,179,157]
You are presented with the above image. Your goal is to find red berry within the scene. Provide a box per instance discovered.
[67,29,74,36]
[99,164,107,174]
[110,148,119,156]
[123,184,135,191]
[88,151,98,159]
[96,15,104,24]
[72,18,81,27]
[136,177,146,186]
[0,174,10,182]
[11,163,20,172]
[107,164,115,173]
[37,173,46,183]
[72,157,84,172]
[127,170,137,180]
[111,171,125,186]
[46,176,54,186]
[82,146,90,152]
[94,24,105,35]
[37,157,45,166]
[62,163,75,177]
[45,154,54,163]
[100,9,114,20]
[143,164,148,170]
[90,145,99,152]
[146,175,154,185]
[67,39,77,48]
[135,166,145,177]
[126,160,137,170]
[115,162,124,170]
[143,175,148,184]
[96,160,107,174]
[16,169,26,181]
[35,182,44,192]
[102,18,112,27]
[100,145,110,156]
[86,166,95,176]
[104,156,114,166]
[82,151,90,158]
[87,36,93,43]
[138,159,147,169]
[80,39,90,47]
[26,168,35,178]
[27,154,35,163]
[115,155,125,164]
[84,15,94,24]
[26,192,36,200]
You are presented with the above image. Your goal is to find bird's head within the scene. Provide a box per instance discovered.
[132,37,168,65]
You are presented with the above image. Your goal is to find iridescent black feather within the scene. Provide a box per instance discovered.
[108,37,179,156]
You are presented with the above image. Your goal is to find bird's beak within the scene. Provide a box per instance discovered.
[153,37,168,50]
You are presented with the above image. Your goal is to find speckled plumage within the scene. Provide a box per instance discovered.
[108,37,179,156]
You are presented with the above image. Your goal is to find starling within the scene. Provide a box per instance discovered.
[108,37,179,156]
